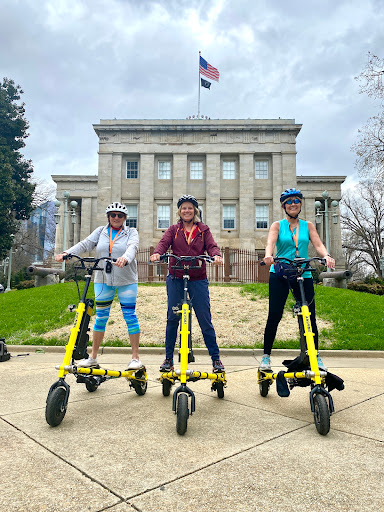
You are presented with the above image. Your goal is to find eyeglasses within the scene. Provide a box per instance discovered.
[109,213,125,219]
[284,198,302,205]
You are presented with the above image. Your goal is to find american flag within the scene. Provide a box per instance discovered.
[199,56,220,82]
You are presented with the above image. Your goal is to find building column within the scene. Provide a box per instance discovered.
[172,154,188,208]
[80,197,92,241]
[97,152,113,225]
[239,153,255,249]
[139,154,155,242]
[272,152,283,222]
[205,154,221,237]
[111,153,123,203]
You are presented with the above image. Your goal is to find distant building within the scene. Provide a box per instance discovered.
[52,119,345,262]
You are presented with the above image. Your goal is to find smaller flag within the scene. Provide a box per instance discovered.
[201,78,211,89]
[199,56,220,82]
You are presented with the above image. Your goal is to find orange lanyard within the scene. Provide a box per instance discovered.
[291,223,299,257]
[109,227,122,256]
[184,225,197,245]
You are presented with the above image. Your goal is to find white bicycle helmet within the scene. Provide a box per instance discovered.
[105,201,128,215]
[177,194,199,208]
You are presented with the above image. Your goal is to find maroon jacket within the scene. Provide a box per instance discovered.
[153,221,221,280]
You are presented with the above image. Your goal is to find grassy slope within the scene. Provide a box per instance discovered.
[241,283,384,350]
[1,282,383,350]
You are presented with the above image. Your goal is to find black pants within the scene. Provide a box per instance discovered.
[263,272,318,355]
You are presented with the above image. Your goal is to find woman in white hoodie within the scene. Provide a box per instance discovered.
[55,201,142,370]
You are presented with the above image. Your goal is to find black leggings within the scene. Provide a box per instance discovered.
[263,272,318,355]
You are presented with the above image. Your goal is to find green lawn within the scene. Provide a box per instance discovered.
[1,282,383,350]
[242,283,384,351]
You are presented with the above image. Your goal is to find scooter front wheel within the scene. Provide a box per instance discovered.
[176,393,189,435]
[313,394,330,435]
[45,387,68,427]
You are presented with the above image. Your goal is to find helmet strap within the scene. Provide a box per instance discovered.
[284,205,301,219]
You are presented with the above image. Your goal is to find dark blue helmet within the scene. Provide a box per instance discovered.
[280,188,303,203]
[177,194,199,209]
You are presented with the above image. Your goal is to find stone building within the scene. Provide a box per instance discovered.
[52,119,345,262]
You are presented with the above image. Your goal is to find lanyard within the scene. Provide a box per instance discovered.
[290,223,299,257]
[109,227,122,256]
[184,225,197,245]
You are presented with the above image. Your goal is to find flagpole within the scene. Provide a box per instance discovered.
[198,50,201,118]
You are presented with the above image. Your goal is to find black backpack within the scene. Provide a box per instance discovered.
[0,339,11,362]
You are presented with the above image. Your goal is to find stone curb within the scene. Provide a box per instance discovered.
[6,345,384,358]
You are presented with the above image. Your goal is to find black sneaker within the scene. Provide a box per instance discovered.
[213,359,225,373]
[160,358,174,372]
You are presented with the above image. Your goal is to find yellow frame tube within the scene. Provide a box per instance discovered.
[56,366,147,380]
[300,305,322,384]
[178,302,190,384]
[58,302,86,378]
[161,370,226,384]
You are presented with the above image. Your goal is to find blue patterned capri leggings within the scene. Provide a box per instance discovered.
[93,283,140,335]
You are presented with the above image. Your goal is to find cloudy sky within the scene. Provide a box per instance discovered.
[1,0,383,190]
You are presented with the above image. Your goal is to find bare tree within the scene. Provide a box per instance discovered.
[352,53,384,179]
[340,179,384,278]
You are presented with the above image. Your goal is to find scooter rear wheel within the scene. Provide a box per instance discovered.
[259,380,270,397]
[313,394,330,435]
[131,370,147,396]
[162,378,173,397]
[45,387,67,427]
[216,381,225,399]
[176,393,189,435]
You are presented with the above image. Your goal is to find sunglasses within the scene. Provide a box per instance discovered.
[284,198,302,205]
[109,213,125,219]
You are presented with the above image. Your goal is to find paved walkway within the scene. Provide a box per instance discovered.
[1,346,383,512]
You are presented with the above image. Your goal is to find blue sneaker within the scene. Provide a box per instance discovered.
[259,354,272,370]
[317,355,327,371]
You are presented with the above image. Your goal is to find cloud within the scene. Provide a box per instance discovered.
[1,0,384,183]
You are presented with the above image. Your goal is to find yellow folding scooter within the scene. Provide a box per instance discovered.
[45,254,147,427]
[154,254,226,435]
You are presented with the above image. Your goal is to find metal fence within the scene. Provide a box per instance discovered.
[137,247,269,284]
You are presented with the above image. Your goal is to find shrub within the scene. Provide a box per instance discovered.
[347,281,384,295]
[14,280,35,290]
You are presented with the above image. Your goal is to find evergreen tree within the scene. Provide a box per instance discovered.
[0,78,35,259]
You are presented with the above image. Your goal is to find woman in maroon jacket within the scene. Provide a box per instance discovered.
[150,195,224,373]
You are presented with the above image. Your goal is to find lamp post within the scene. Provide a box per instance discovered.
[5,234,14,292]
[315,191,339,255]
[54,192,78,281]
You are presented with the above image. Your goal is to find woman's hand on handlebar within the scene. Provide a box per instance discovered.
[150,253,161,263]
[55,252,67,262]
[213,255,223,266]
[263,256,274,266]
[324,254,335,270]
[114,256,128,268]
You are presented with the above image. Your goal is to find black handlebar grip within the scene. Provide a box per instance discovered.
[260,261,266,266]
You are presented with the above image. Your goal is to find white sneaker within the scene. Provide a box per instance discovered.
[77,357,98,367]
[127,358,143,370]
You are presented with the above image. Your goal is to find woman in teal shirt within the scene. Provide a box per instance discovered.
[260,188,335,371]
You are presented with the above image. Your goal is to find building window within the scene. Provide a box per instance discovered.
[126,161,138,179]
[223,205,236,229]
[158,161,171,179]
[126,205,138,228]
[255,161,268,179]
[157,205,170,229]
[223,161,236,179]
[256,205,269,229]
[190,161,203,180]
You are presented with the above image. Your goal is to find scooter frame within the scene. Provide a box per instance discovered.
[258,256,337,435]
[154,254,226,435]
[45,254,147,427]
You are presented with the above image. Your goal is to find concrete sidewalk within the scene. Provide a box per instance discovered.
[1,346,383,512]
